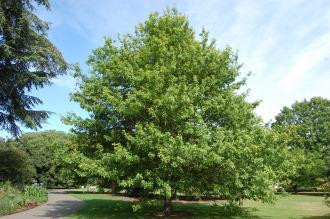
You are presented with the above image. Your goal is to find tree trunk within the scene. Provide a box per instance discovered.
[164,196,172,216]
[110,181,118,193]
[293,184,298,193]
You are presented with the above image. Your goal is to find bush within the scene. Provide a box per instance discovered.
[318,181,330,206]
[0,147,36,184]
[0,182,48,216]
[0,182,23,216]
[97,187,105,193]
[23,186,48,202]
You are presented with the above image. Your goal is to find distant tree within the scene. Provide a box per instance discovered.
[272,97,330,189]
[66,9,290,215]
[288,149,326,191]
[0,144,36,184]
[273,97,330,152]
[0,0,67,136]
[8,130,73,187]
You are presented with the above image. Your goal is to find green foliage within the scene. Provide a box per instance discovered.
[0,182,47,216]
[319,181,330,206]
[23,185,48,202]
[131,203,142,213]
[288,149,327,190]
[272,97,330,189]
[0,144,36,184]
[0,182,23,216]
[66,8,291,213]
[3,130,76,187]
[0,0,67,136]
[273,97,330,152]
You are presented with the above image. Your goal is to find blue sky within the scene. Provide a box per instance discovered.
[1,0,330,137]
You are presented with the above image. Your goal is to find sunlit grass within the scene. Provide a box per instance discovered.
[68,193,330,219]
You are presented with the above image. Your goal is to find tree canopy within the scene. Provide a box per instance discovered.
[66,9,290,214]
[6,130,74,187]
[0,142,36,184]
[0,0,67,136]
[272,97,330,153]
[272,97,330,190]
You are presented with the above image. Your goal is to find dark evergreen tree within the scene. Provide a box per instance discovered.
[0,0,67,136]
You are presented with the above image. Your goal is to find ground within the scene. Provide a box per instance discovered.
[68,193,330,219]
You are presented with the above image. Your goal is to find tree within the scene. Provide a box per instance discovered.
[66,8,290,215]
[7,130,74,187]
[272,97,330,189]
[273,97,330,152]
[0,0,67,136]
[288,149,326,191]
[0,143,36,184]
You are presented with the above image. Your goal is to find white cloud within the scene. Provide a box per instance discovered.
[281,33,330,89]
[44,0,330,122]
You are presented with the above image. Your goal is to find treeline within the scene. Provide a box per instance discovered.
[0,131,76,187]
[1,97,328,196]
[272,97,330,192]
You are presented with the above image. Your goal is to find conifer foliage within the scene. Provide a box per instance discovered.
[0,0,67,136]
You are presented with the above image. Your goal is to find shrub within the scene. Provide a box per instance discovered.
[320,181,330,206]
[97,187,105,193]
[0,147,36,184]
[0,182,48,216]
[0,182,23,216]
[23,186,48,202]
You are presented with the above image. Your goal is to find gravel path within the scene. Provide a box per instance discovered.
[1,189,85,219]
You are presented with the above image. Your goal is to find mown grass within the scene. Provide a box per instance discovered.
[245,195,330,219]
[68,192,330,219]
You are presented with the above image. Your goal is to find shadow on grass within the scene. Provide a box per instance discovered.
[302,214,330,219]
[70,197,262,219]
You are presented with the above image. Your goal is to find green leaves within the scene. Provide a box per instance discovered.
[273,97,330,152]
[0,145,36,184]
[1,131,75,187]
[67,8,289,207]
[0,0,67,136]
[273,97,330,189]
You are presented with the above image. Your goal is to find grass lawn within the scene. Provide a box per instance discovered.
[67,192,330,219]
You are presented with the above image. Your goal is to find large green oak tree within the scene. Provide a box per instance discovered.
[66,9,291,215]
